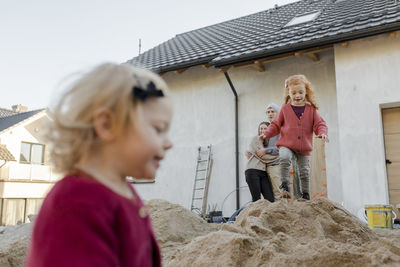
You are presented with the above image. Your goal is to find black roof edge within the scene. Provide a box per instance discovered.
[154,55,218,74]
[213,23,400,68]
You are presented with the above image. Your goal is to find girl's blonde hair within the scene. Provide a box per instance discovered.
[284,74,318,109]
[46,63,169,175]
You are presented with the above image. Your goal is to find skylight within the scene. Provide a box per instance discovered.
[285,12,320,27]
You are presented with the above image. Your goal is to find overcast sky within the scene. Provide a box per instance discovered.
[0,0,297,110]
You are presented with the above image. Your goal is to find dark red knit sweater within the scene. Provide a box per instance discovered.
[26,174,161,267]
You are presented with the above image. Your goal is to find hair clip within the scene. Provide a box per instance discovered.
[132,81,164,102]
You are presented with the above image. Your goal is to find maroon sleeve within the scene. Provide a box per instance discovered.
[312,108,328,136]
[26,185,119,267]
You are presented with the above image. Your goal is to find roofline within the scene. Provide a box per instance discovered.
[155,22,400,73]
[213,22,400,67]
[155,55,217,74]
[0,109,47,135]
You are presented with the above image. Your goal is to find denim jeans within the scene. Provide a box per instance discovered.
[279,146,311,194]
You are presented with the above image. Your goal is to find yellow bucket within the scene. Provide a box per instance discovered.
[364,205,393,230]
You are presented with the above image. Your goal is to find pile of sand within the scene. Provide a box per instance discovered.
[1,198,400,267]
[146,199,220,263]
[0,223,32,267]
[167,198,400,266]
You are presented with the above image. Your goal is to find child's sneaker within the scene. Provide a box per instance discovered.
[279,183,290,199]
[301,192,310,200]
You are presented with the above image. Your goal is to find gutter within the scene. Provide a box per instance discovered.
[223,71,240,211]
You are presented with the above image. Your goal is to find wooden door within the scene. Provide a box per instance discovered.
[382,107,400,217]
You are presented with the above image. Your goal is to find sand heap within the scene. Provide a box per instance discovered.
[167,198,400,267]
[1,198,400,267]
[146,199,220,263]
[0,223,32,267]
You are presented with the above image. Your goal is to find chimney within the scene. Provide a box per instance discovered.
[12,104,28,113]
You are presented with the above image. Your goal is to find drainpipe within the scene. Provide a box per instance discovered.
[223,71,240,211]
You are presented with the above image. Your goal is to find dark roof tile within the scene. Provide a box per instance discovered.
[0,109,45,132]
[0,108,17,118]
[128,0,400,71]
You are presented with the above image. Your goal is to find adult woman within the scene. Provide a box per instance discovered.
[245,121,276,202]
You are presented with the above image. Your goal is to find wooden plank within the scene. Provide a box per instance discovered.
[257,52,296,64]
[307,53,319,62]
[382,108,400,134]
[293,45,332,56]
[218,66,231,72]
[232,45,332,70]
[309,136,327,198]
[253,61,265,72]
[174,68,188,74]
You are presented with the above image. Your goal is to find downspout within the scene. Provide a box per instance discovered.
[223,71,240,211]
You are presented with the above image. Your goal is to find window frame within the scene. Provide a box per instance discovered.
[19,141,45,165]
[284,11,320,27]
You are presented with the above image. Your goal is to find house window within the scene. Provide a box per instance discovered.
[285,11,320,27]
[20,142,45,164]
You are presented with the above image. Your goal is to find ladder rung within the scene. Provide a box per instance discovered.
[197,168,207,171]
[195,178,205,181]
[195,187,204,190]
[198,159,208,162]
[193,197,203,200]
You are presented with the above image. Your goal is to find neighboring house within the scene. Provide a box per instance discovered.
[127,0,400,217]
[0,108,18,118]
[0,108,58,225]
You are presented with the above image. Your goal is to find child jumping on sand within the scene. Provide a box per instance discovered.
[260,74,328,200]
[26,63,173,266]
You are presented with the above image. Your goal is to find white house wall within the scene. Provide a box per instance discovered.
[334,31,400,215]
[0,181,52,198]
[135,51,340,217]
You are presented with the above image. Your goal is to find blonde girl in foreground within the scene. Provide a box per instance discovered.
[26,63,173,267]
[260,74,328,200]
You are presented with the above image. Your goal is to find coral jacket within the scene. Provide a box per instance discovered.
[26,174,161,267]
[263,103,328,155]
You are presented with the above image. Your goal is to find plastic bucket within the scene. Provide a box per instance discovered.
[364,205,394,230]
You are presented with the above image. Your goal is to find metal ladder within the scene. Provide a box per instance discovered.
[190,145,213,218]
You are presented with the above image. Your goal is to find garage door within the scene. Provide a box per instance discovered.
[382,107,400,217]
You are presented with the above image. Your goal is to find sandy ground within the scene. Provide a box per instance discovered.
[164,198,400,266]
[1,198,400,266]
[0,223,32,267]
